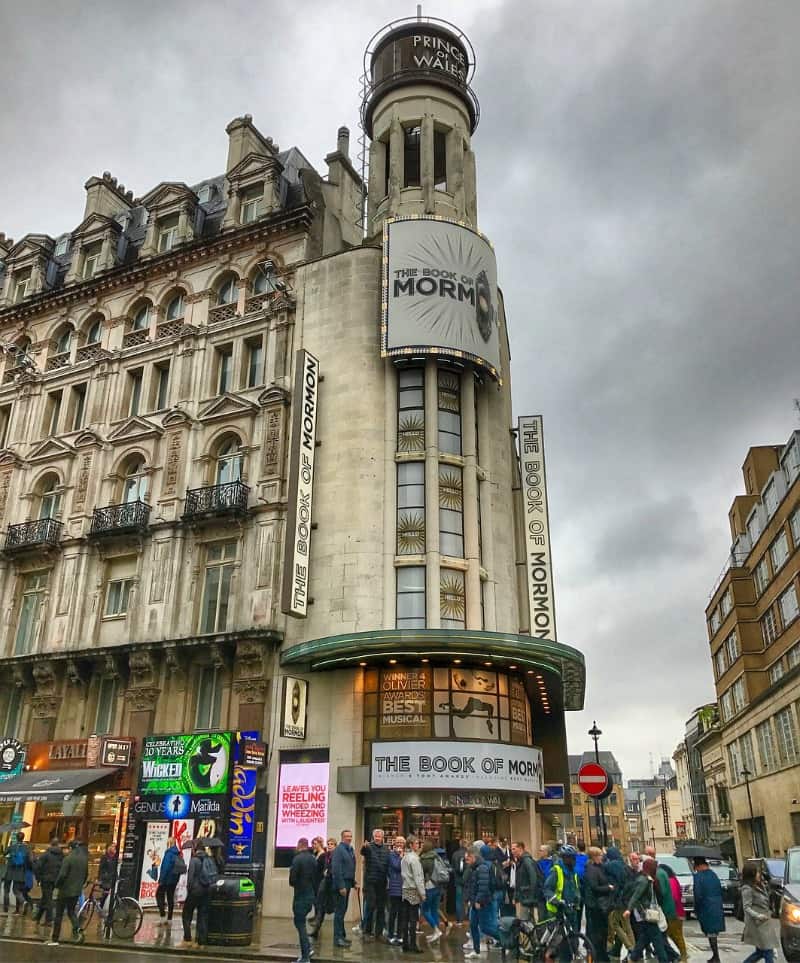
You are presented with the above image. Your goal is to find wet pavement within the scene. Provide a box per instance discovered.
[0,909,786,963]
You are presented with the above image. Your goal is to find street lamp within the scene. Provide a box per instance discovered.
[741,767,758,856]
[588,720,608,847]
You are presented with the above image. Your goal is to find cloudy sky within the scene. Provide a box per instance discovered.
[2,1,799,782]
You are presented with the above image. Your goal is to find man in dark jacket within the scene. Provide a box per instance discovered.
[290,837,318,963]
[47,839,88,946]
[3,832,32,914]
[360,828,390,940]
[693,857,725,963]
[155,838,180,923]
[450,839,468,923]
[464,845,500,957]
[584,847,613,963]
[34,837,63,927]
[331,829,356,947]
[603,847,635,957]
[511,841,540,921]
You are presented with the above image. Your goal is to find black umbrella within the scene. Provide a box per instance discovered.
[182,836,224,850]
[0,821,30,834]
[675,844,722,860]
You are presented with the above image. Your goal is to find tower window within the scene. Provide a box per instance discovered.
[403,126,421,188]
[434,130,447,191]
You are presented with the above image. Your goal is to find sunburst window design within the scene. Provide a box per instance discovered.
[398,414,424,452]
[437,368,461,454]
[397,461,425,555]
[440,569,466,627]
[439,466,464,557]
[397,512,426,554]
[397,367,424,453]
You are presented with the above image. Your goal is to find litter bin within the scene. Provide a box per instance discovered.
[206,876,256,947]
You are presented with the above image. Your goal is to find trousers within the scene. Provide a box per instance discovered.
[52,894,80,943]
[399,899,419,950]
[293,894,314,961]
[363,880,387,935]
[182,887,210,944]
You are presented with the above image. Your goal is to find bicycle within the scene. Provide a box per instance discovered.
[76,880,144,940]
[500,903,595,963]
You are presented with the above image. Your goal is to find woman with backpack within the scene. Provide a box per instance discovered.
[179,841,216,948]
[419,840,446,942]
[739,862,776,963]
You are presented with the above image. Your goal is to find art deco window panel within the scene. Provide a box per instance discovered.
[397,368,424,453]
[396,566,425,629]
[437,369,462,455]
[439,466,464,557]
[440,568,466,629]
[397,462,425,555]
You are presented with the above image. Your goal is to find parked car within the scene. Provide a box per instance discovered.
[657,854,695,916]
[746,857,786,917]
[709,863,741,915]
[781,847,800,963]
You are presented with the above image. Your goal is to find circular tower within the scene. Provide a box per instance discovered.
[362,16,481,234]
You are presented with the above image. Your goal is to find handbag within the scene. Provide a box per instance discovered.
[644,883,661,924]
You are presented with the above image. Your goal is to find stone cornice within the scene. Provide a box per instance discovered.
[0,205,314,327]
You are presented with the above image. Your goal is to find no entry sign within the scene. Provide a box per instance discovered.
[578,762,609,798]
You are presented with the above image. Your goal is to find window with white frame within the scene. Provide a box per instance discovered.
[54,236,69,257]
[769,660,785,685]
[200,541,237,633]
[3,687,22,737]
[396,566,425,629]
[131,303,151,332]
[770,530,790,572]
[775,706,799,765]
[725,630,739,664]
[764,480,779,516]
[780,583,799,628]
[82,242,102,279]
[788,642,800,669]
[165,293,185,322]
[720,588,733,618]
[719,690,733,722]
[762,608,778,647]
[784,440,800,486]
[94,677,117,735]
[217,275,239,306]
[731,676,746,713]
[105,579,133,617]
[754,556,770,595]
[39,475,61,519]
[14,573,47,655]
[726,740,740,782]
[122,459,148,504]
[714,649,727,679]
[13,272,31,303]
[740,730,756,774]
[195,666,224,729]
[240,185,263,224]
[157,214,179,253]
[709,608,721,635]
[215,438,242,485]
[85,317,102,345]
[747,511,761,547]
[791,509,800,549]
[756,718,778,772]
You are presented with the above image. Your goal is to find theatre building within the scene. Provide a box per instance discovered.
[0,13,583,913]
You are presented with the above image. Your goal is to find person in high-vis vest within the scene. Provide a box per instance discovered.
[543,846,582,962]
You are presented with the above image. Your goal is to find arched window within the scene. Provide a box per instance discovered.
[55,327,73,356]
[121,458,148,504]
[217,275,239,306]
[252,266,275,295]
[215,437,243,485]
[38,475,61,519]
[131,302,152,331]
[165,292,185,322]
[85,318,102,345]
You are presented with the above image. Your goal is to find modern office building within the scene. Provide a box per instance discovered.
[705,431,800,861]
[0,14,585,913]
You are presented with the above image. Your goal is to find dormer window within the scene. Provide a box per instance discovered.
[157,215,179,253]
[240,186,263,224]
[54,237,70,257]
[82,242,102,279]
[198,184,213,204]
[13,271,31,304]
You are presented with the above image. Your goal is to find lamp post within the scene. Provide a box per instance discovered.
[588,721,608,847]
[741,766,757,856]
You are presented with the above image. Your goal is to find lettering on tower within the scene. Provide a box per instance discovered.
[281,350,320,618]
[518,415,556,641]
[382,217,501,382]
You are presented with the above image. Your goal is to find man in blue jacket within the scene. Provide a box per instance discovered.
[692,857,724,963]
[463,845,500,959]
[331,830,356,947]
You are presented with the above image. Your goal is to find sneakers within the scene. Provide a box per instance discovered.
[45,941,60,946]
[465,953,483,960]
[390,937,403,945]
[352,925,362,934]
[176,940,194,949]
[464,940,474,950]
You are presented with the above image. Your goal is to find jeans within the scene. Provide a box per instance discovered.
[422,886,440,930]
[388,894,402,938]
[12,879,31,910]
[743,949,775,963]
[586,907,610,963]
[294,894,314,961]
[52,894,80,943]
[156,882,177,919]
[629,920,668,963]
[35,882,55,924]
[183,887,210,944]
[363,880,387,935]
[455,882,464,922]
[333,888,350,943]
[399,899,419,950]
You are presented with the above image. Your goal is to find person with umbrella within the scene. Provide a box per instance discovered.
[179,838,222,948]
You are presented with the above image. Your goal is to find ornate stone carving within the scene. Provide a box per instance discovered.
[124,686,161,712]
[164,431,182,495]
[235,639,265,679]
[0,469,12,520]
[32,661,57,694]
[232,677,269,704]
[73,453,92,512]
[30,694,60,719]
[128,649,158,688]
[163,646,185,676]
[263,409,281,475]
[65,659,89,687]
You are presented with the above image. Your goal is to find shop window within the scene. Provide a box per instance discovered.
[95,677,117,735]
[775,707,800,765]
[396,566,425,629]
[3,688,22,738]
[245,337,264,388]
[440,568,465,629]
[433,129,447,191]
[756,719,778,773]
[437,369,461,455]
[397,368,424,452]
[195,666,223,729]
[200,541,237,633]
[439,466,464,557]
[105,579,133,618]
[397,462,425,555]
[14,572,48,655]
[403,126,421,187]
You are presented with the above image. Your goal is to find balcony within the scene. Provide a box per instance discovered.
[45,352,70,372]
[122,330,150,349]
[208,303,238,326]
[182,481,249,521]
[4,517,63,554]
[90,500,151,538]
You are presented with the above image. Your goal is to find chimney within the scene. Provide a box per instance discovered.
[83,172,134,220]
[0,233,12,260]
[225,114,278,174]
[337,126,350,159]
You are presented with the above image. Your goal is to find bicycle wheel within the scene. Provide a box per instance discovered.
[566,932,595,963]
[76,899,95,933]
[111,896,143,939]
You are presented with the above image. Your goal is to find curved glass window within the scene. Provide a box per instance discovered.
[86,319,102,344]
[215,439,243,485]
[132,304,151,331]
[437,369,461,455]
[217,276,239,306]
[165,293,185,321]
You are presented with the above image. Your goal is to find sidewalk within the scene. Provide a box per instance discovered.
[0,907,773,962]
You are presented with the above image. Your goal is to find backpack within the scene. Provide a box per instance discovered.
[198,854,218,888]
[489,859,505,893]
[172,853,187,877]
[431,854,451,886]
[11,845,26,868]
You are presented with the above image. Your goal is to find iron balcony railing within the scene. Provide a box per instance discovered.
[4,517,63,552]
[182,481,249,520]
[90,500,151,537]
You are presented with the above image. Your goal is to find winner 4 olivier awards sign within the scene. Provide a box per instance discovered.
[382,217,501,382]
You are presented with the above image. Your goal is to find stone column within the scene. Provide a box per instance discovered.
[421,110,435,214]
[383,363,398,629]
[476,386,496,629]
[464,149,478,227]
[388,115,404,213]
[222,189,242,229]
[367,139,386,228]
[99,233,114,272]
[233,640,270,732]
[448,125,466,219]
[177,204,192,243]
[424,360,440,628]
[140,213,158,257]
[461,374,481,629]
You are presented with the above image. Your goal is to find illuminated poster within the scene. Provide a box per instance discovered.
[138,821,169,907]
[380,668,431,739]
[227,765,257,863]
[172,819,194,905]
[134,732,232,821]
[281,677,308,740]
[276,762,329,848]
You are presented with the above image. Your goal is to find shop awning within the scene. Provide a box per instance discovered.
[0,768,120,803]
